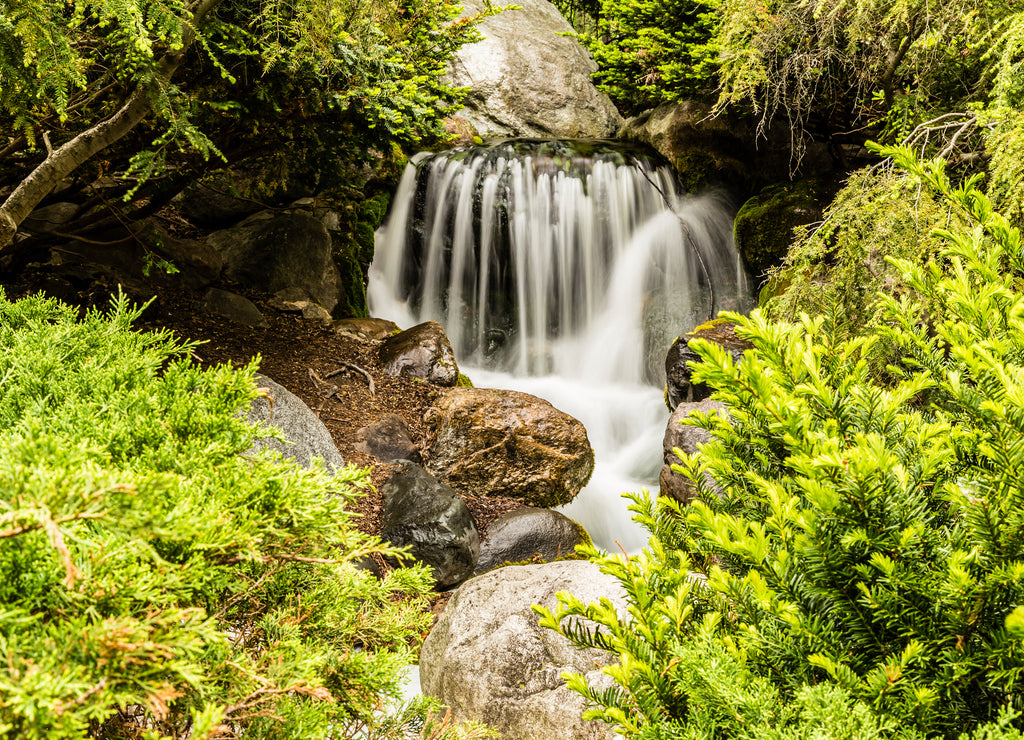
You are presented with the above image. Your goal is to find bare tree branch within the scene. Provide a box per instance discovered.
[0,0,225,249]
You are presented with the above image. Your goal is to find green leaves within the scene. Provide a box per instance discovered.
[573,0,720,112]
[0,290,439,738]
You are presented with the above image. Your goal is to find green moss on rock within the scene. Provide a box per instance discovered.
[734,181,822,284]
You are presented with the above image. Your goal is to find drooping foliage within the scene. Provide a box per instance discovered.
[536,148,1024,739]
[0,291,493,739]
[762,162,959,332]
[714,0,1007,152]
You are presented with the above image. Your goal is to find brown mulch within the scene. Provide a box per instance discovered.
[134,287,523,543]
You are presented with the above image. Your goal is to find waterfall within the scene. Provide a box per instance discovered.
[369,139,752,552]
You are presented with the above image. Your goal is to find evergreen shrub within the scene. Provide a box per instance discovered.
[0,292,490,739]
[536,148,1024,739]
[573,0,720,114]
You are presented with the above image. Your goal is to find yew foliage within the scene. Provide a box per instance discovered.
[537,149,1024,739]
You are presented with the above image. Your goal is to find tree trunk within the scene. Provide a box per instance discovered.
[0,0,224,250]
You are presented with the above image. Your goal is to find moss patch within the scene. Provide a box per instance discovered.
[734,181,822,284]
[330,190,391,319]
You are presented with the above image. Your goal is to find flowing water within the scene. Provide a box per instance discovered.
[368,139,751,552]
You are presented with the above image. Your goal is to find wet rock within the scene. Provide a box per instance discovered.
[201,288,268,328]
[420,560,626,740]
[354,414,421,463]
[247,374,345,472]
[380,462,479,587]
[334,317,400,342]
[425,387,594,508]
[660,399,725,505]
[475,507,589,574]
[619,101,836,195]
[448,0,622,139]
[734,181,823,283]
[378,320,459,386]
[206,212,341,313]
[666,320,751,409]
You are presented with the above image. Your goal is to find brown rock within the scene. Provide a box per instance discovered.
[333,317,400,342]
[666,320,752,409]
[378,320,459,386]
[354,413,421,463]
[424,387,594,508]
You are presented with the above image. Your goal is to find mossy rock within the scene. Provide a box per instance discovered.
[672,149,737,194]
[456,373,474,388]
[332,241,369,319]
[734,181,822,284]
[472,507,592,575]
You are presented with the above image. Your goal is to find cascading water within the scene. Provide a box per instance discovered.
[369,139,752,552]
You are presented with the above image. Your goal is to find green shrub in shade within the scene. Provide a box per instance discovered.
[0,292,491,739]
[575,0,720,114]
[535,147,1024,739]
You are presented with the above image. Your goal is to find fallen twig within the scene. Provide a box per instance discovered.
[307,368,342,400]
[325,362,376,398]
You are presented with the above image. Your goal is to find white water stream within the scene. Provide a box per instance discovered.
[368,140,751,553]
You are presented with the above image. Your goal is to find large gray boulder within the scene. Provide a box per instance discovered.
[206,212,341,313]
[424,387,595,508]
[246,375,345,472]
[420,560,626,740]
[475,507,589,574]
[378,320,459,387]
[380,462,479,587]
[660,399,725,505]
[448,0,622,139]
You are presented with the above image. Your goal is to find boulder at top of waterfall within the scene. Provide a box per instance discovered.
[424,387,595,508]
[246,374,345,472]
[420,560,626,740]
[475,507,589,574]
[378,320,459,386]
[660,398,725,505]
[354,413,421,463]
[666,320,752,409]
[205,212,341,313]
[619,101,836,195]
[447,0,622,139]
[380,461,479,587]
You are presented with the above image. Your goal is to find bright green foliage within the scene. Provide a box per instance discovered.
[575,0,720,113]
[0,0,491,207]
[0,291,486,739]
[763,165,959,334]
[537,149,1024,738]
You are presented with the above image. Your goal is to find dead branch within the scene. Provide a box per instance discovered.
[325,362,376,397]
